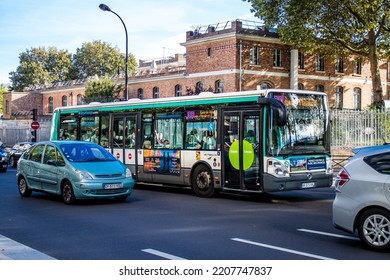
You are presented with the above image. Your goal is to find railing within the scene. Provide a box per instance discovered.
[330,108,390,155]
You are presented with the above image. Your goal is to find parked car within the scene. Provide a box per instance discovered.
[16,141,134,204]
[0,144,8,172]
[332,145,390,251]
[8,142,34,167]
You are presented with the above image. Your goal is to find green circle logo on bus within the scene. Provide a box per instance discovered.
[228,140,254,170]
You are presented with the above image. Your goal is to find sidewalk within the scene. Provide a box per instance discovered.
[0,234,56,260]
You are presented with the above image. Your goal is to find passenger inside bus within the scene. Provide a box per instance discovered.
[202,131,216,150]
[186,129,202,149]
[143,140,152,149]
[162,140,170,149]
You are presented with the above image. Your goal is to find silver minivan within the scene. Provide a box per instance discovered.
[333,145,390,251]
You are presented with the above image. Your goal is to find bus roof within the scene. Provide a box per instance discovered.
[54,89,327,114]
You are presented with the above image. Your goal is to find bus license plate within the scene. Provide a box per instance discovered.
[302,182,315,188]
[104,183,122,189]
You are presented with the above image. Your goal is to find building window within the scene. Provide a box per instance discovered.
[298,83,304,90]
[353,87,361,110]
[273,48,281,67]
[387,62,390,79]
[5,100,9,114]
[137,88,143,99]
[153,87,159,99]
[62,95,67,107]
[260,82,272,89]
[298,52,304,69]
[175,84,182,97]
[355,58,362,75]
[77,94,83,105]
[215,80,223,93]
[195,81,204,94]
[335,58,344,73]
[315,84,325,92]
[48,97,53,113]
[316,55,325,71]
[250,46,259,65]
[207,48,211,57]
[334,86,343,109]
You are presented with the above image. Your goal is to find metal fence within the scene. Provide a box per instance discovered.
[0,119,51,147]
[330,109,390,155]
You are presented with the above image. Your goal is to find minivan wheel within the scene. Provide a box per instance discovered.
[357,208,390,252]
[62,181,76,205]
[18,176,32,197]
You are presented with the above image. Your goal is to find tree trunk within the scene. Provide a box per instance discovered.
[368,30,383,108]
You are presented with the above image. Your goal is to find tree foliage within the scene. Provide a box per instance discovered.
[83,76,123,103]
[244,0,390,107]
[9,47,72,91]
[9,40,137,92]
[0,84,7,114]
[72,40,136,79]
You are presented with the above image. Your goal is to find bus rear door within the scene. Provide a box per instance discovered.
[222,110,262,191]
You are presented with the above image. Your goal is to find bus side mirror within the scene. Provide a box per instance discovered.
[258,97,287,126]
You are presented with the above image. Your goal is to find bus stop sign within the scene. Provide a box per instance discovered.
[31,121,40,130]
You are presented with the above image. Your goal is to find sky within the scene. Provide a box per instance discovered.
[0,0,259,85]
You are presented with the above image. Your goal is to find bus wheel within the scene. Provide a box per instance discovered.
[192,165,215,198]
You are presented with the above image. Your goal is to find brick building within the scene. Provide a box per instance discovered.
[3,19,390,121]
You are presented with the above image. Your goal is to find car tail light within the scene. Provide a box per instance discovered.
[334,169,350,191]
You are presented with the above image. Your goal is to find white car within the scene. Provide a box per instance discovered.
[333,145,390,251]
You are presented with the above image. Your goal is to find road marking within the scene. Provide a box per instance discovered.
[297,228,360,240]
[0,234,55,260]
[142,249,187,260]
[231,238,335,260]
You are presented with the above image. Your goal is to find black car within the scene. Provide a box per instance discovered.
[8,142,34,167]
[0,144,8,172]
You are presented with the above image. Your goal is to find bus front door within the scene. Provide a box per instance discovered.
[112,115,137,174]
[222,111,262,191]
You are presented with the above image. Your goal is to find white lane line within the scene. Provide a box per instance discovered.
[297,228,360,240]
[231,238,335,260]
[142,249,187,260]
[0,234,56,260]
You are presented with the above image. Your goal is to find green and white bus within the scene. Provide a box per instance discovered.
[50,89,333,197]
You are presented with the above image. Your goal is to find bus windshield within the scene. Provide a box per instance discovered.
[269,92,329,157]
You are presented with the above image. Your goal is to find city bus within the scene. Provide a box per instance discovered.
[50,89,333,197]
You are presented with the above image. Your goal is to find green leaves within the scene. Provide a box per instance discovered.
[9,41,136,92]
[246,0,390,106]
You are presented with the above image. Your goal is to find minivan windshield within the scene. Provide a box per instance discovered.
[59,143,117,162]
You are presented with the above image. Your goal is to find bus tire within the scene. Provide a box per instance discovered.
[192,165,216,198]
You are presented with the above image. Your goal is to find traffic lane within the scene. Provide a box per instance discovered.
[131,188,387,260]
[0,174,388,260]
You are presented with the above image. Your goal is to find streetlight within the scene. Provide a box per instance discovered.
[99,3,129,100]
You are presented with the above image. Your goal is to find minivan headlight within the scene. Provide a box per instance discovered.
[76,169,93,180]
[125,168,132,178]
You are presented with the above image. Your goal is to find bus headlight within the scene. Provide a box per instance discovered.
[267,159,290,178]
[326,158,333,175]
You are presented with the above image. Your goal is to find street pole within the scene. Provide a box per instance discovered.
[99,3,129,100]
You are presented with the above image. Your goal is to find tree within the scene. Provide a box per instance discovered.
[71,40,136,79]
[9,47,73,91]
[0,84,7,114]
[244,0,390,107]
[83,76,123,103]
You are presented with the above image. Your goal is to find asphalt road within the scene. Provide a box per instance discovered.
[1,167,389,260]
